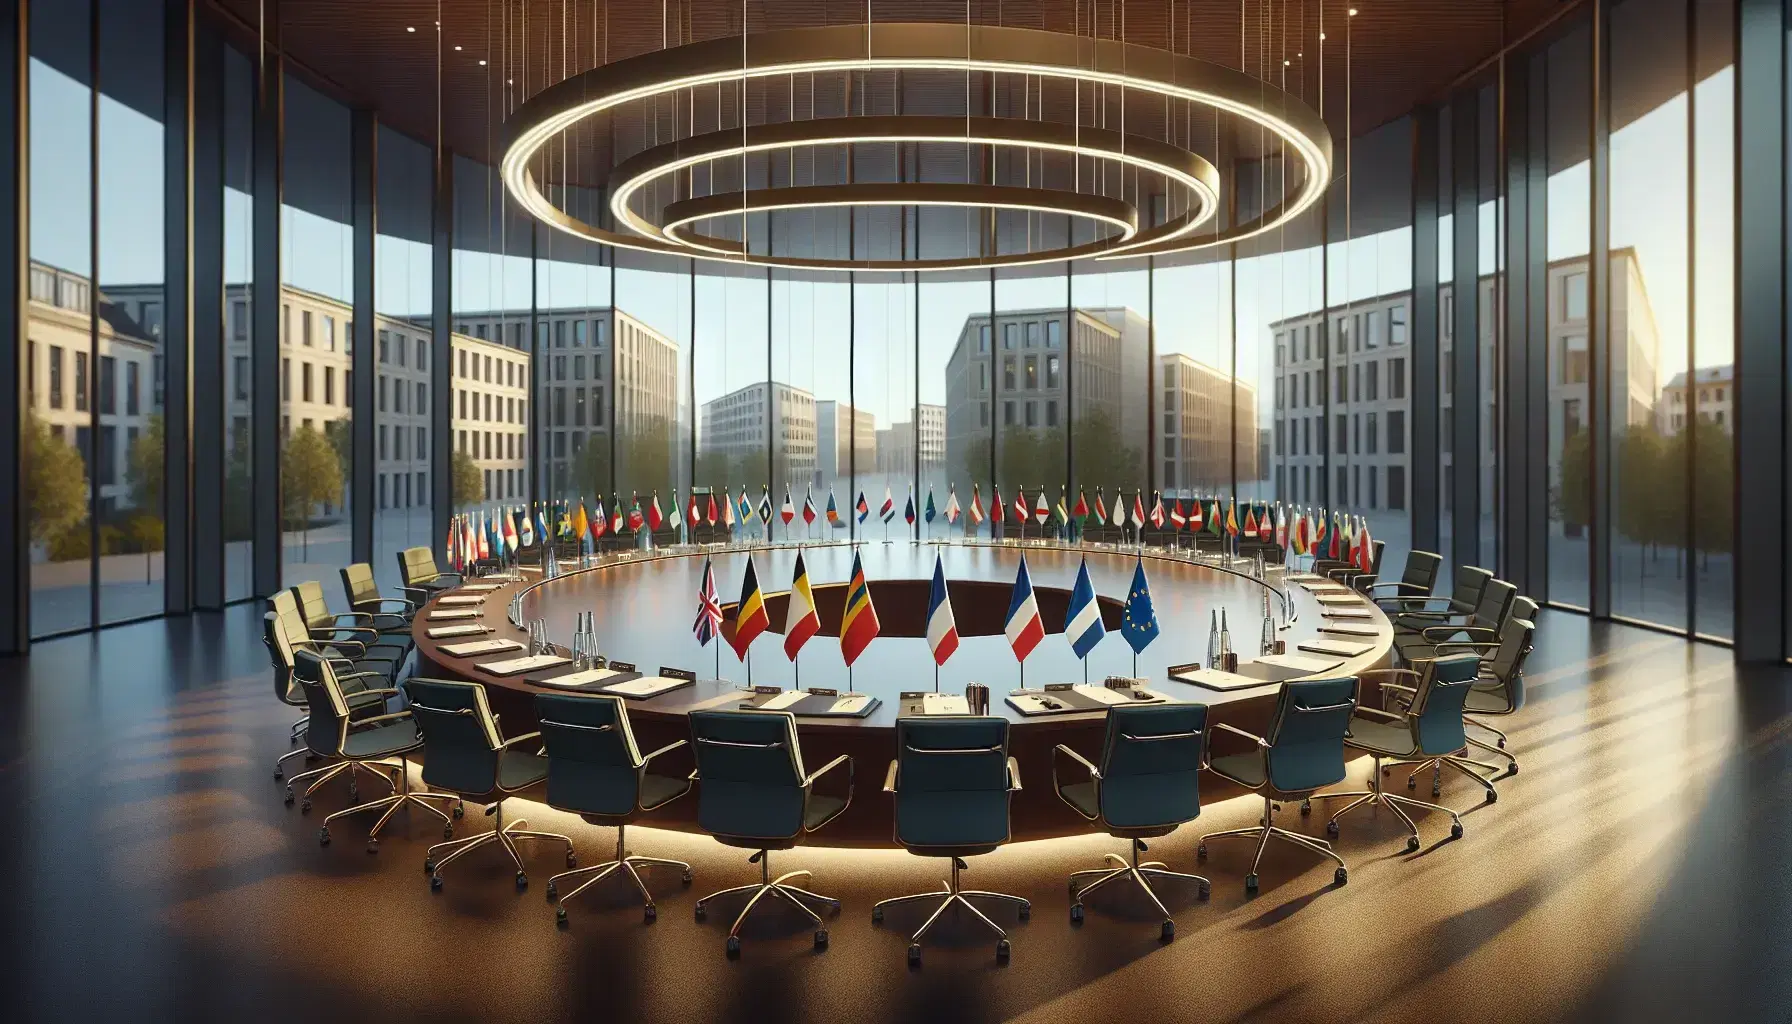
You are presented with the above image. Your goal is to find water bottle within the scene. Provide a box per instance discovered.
[1219,610,1235,672]
[964,682,990,716]
[1207,610,1221,670]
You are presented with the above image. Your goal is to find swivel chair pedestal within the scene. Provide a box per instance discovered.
[872,854,1031,964]
[1069,839,1207,941]
[1199,792,1348,892]
[424,798,572,889]
[694,848,841,955]
[548,823,691,923]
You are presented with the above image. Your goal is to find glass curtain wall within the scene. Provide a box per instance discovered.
[1691,0,1734,639]
[1546,21,1593,609]
[222,42,255,601]
[373,126,435,593]
[611,251,681,528]
[26,1,93,636]
[278,76,353,592]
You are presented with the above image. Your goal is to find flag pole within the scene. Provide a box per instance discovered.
[933,662,940,693]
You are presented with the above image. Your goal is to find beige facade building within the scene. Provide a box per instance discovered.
[813,399,877,489]
[1158,354,1257,493]
[699,380,817,486]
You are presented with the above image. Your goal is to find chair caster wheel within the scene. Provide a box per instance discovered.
[1432,786,1442,799]
[347,786,359,804]
[1484,789,1498,804]
[515,872,528,890]
[565,852,577,869]
[1196,843,1208,861]
[1069,903,1084,924]
[1299,799,1311,816]
[443,825,454,840]
[556,907,568,925]
[1017,902,1030,921]
[907,944,922,966]
[1334,867,1349,885]
[1197,880,1211,900]
[545,883,557,901]
[1506,764,1519,777]
[996,939,1011,962]
[430,874,443,891]
[1405,835,1421,853]
[813,928,827,949]
[681,870,693,885]
[1406,776,1418,790]
[1497,738,1506,749]
[300,800,312,814]
[1326,820,1340,838]
[1450,821,1464,840]
[318,827,331,846]
[452,804,465,819]
[694,902,707,921]
[366,839,379,854]
[284,792,294,807]
[726,935,741,958]
[645,903,657,923]
[1245,873,1259,893]
[1160,920,1175,943]
[274,769,283,780]
[872,907,883,924]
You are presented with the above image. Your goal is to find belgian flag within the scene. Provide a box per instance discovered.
[729,557,770,658]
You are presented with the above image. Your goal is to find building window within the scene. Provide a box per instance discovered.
[1390,304,1407,345]
[1024,355,1038,390]
[301,362,313,402]
[280,357,290,401]
[1388,410,1406,454]
[1046,355,1060,389]
[978,324,991,352]
[1047,320,1062,348]
[1003,323,1017,350]
[1390,357,1406,400]
[324,366,335,405]
[1389,465,1406,510]
[49,344,63,409]
[1003,357,1016,391]
[1562,271,1588,320]
[1025,321,1040,348]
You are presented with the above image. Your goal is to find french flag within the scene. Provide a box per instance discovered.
[925,552,959,666]
[1003,556,1044,662]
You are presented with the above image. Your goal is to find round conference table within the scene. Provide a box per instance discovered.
[412,539,1396,847]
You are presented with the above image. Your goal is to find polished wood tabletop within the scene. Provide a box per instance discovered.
[411,540,1396,844]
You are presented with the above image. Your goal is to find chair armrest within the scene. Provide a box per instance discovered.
[315,624,382,640]
[803,755,854,832]
[1052,744,1101,781]
[804,753,852,789]
[1359,668,1423,680]
[1365,581,1427,594]
[1211,722,1268,748]
[356,597,417,614]
[334,669,388,684]
[640,738,688,766]
[323,611,381,625]
[349,709,415,729]
[318,636,368,656]
[1432,639,1499,652]
[1380,682,1418,694]
[1008,756,1023,792]
[496,730,542,751]
[882,759,899,793]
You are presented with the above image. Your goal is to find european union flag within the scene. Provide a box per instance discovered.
[1120,558,1159,654]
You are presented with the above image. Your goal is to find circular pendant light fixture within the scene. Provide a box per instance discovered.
[502,22,1333,272]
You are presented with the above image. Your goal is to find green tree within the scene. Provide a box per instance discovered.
[576,437,613,502]
[617,418,675,499]
[1556,428,1590,529]
[224,436,253,542]
[125,414,166,514]
[451,448,485,508]
[1689,419,1733,556]
[25,414,87,548]
[324,418,353,496]
[282,425,343,557]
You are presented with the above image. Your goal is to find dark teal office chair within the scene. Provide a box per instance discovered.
[1308,653,1480,850]
[535,692,693,924]
[264,611,391,785]
[291,649,458,851]
[1199,677,1359,892]
[339,562,417,632]
[396,546,463,606]
[1054,703,1211,942]
[688,710,851,956]
[1394,580,1518,665]
[1379,565,1493,630]
[1361,550,1442,605]
[874,717,1028,964]
[1393,616,1534,795]
[290,579,413,662]
[403,677,574,892]
[270,589,404,681]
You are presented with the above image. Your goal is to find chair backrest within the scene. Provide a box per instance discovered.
[403,677,503,796]
[1096,703,1208,830]
[1504,595,1539,629]
[1481,617,1534,711]
[292,648,353,757]
[1446,566,1494,613]
[268,589,314,648]
[1401,551,1443,594]
[290,580,335,632]
[689,710,808,841]
[1404,653,1482,755]
[1264,677,1359,794]
[340,562,383,611]
[534,692,643,817]
[1369,540,1386,576]
[1468,578,1518,631]
[397,546,441,588]
[263,612,300,705]
[894,716,1012,848]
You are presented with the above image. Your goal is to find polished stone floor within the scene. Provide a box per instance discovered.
[0,605,1786,1023]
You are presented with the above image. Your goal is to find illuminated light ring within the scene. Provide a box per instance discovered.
[662,184,1142,268]
[606,116,1220,266]
[501,22,1332,270]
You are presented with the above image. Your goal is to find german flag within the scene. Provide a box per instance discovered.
[729,557,770,658]
[839,550,881,667]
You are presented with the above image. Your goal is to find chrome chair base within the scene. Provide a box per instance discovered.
[282,758,398,811]
[695,851,840,955]
[317,761,458,851]
[1068,838,1208,941]
[422,800,572,891]
[1390,750,1505,803]
[1309,755,1463,852]
[547,824,692,922]
[1198,795,1349,891]
[873,856,1029,962]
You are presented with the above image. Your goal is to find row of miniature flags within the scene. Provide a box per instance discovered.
[691,547,1160,668]
[448,489,1375,576]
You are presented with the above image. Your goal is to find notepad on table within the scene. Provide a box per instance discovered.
[436,595,485,606]
[457,583,505,592]
[757,690,808,711]
[427,609,482,621]
[1254,652,1343,674]
[426,624,489,639]
[1320,623,1380,637]
[437,638,524,657]
[1297,638,1375,658]
[479,653,571,676]
[1170,666,1278,691]
[535,668,621,688]
[922,693,970,715]
[606,675,692,699]
[827,694,874,715]
[1314,594,1362,606]
[1321,608,1374,619]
